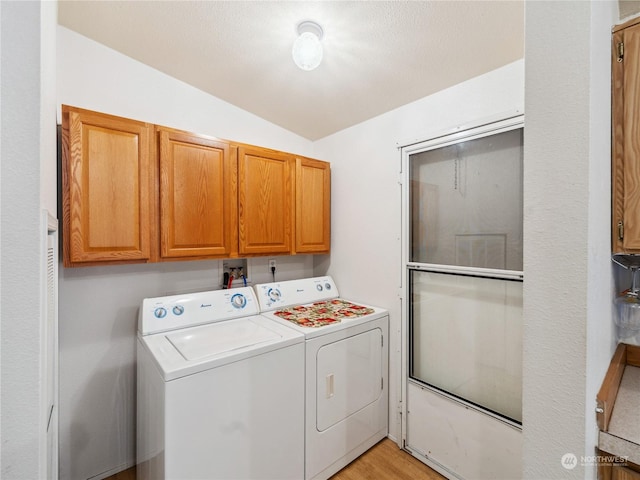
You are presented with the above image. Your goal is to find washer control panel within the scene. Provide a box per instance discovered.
[254,276,339,311]
[140,287,257,335]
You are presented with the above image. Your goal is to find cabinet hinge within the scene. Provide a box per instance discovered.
[617,42,624,63]
[618,220,624,241]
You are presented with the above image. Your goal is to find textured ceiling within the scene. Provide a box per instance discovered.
[58,1,524,141]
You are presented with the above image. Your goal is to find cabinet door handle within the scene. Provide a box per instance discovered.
[617,42,624,63]
[619,220,624,241]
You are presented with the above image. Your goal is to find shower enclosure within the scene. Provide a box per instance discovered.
[401,114,524,479]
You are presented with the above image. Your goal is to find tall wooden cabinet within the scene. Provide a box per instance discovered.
[62,106,153,266]
[158,128,237,259]
[612,17,640,253]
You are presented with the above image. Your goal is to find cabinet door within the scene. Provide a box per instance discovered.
[238,146,292,255]
[158,128,237,258]
[295,157,330,254]
[613,466,640,480]
[62,106,152,266]
[613,20,640,252]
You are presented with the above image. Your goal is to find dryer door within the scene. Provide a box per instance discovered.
[316,328,383,431]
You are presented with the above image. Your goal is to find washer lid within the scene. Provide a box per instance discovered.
[139,315,304,380]
[166,317,281,361]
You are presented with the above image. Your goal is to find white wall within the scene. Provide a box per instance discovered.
[523,2,616,479]
[587,0,619,471]
[1,1,57,478]
[57,27,316,480]
[56,27,313,156]
[313,60,524,442]
[41,2,57,214]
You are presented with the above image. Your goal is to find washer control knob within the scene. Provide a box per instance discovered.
[268,288,281,301]
[231,293,247,309]
[154,307,167,319]
[316,284,324,291]
[172,305,184,316]
[325,282,331,290]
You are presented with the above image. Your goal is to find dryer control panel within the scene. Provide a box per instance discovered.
[254,276,339,311]
[139,287,258,335]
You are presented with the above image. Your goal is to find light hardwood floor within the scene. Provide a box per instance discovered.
[330,438,445,480]
[107,438,445,480]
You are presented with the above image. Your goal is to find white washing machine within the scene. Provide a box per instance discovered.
[136,287,304,480]
[255,276,389,480]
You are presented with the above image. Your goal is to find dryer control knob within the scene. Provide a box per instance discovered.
[268,288,281,301]
[231,293,247,309]
[172,305,184,316]
[325,282,331,290]
[316,284,324,291]
[154,307,167,319]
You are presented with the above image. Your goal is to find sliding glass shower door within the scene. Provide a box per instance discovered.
[402,115,524,479]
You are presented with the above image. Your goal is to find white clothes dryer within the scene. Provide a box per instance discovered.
[255,276,389,480]
[137,287,304,480]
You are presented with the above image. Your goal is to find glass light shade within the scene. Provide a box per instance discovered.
[292,31,323,71]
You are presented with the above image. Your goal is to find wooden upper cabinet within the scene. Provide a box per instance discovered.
[61,105,152,266]
[294,156,330,254]
[238,146,293,255]
[158,128,238,259]
[613,18,640,253]
[61,106,331,266]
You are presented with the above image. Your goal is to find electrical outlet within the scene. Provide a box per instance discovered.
[269,259,276,270]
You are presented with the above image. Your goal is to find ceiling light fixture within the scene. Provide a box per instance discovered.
[292,21,324,71]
